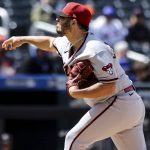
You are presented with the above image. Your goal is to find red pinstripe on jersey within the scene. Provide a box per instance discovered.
[69,96,117,150]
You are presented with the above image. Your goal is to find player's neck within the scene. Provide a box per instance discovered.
[69,31,88,51]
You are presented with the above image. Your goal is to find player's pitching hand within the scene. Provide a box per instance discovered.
[2,36,23,50]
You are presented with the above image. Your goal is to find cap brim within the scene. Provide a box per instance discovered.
[54,10,68,17]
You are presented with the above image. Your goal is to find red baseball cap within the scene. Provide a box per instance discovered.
[59,2,92,27]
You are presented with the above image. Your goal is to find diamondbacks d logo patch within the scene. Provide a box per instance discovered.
[102,63,113,75]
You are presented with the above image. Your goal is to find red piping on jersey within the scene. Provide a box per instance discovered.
[76,33,88,53]
[69,96,117,150]
[69,33,88,58]
[98,78,118,82]
[53,43,62,57]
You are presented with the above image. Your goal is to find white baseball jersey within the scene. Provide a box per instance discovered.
[53,33,146,150]
[53,32,132,106]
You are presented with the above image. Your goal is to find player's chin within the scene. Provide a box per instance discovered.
[56,28,64,36]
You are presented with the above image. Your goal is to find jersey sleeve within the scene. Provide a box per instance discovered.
[90,48,119,83]
[53,36,70,57]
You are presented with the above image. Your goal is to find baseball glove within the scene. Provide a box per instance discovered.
[66,59,98,89]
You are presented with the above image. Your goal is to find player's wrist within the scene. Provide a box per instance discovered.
[19,36,29,44]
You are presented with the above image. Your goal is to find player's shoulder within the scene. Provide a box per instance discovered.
[73,33,110,62]
[85,32,110,53]
[54,36,69,44]
[87,33,107,46]
[53,35,70,50]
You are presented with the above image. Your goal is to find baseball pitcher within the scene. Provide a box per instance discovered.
[2,2,147,150]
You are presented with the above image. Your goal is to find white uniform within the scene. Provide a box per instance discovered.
[53,33,146,150]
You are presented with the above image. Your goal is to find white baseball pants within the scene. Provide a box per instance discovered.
[64,91,146,150]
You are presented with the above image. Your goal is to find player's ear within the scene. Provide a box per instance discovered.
[71,19,77,25]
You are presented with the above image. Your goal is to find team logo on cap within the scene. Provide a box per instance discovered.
[102,63,113,75]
